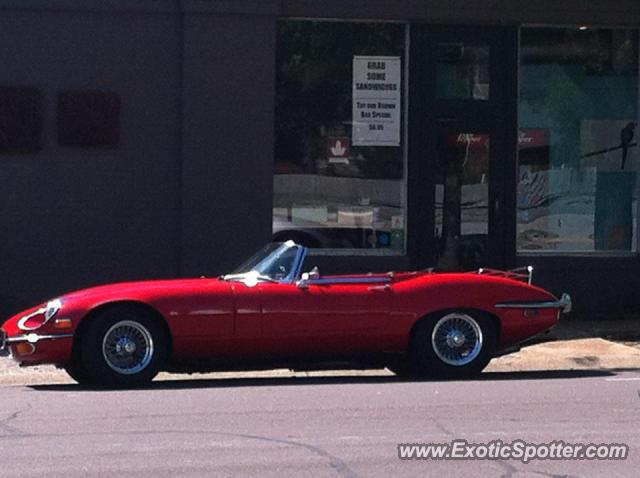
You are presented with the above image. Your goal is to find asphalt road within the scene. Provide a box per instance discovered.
[1,370,639,477]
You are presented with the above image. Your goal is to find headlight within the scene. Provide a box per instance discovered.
[44,299,63,321]
[17,299,63,331]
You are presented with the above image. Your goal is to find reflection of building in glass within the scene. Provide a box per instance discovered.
[273,22,406,252]
[518,28,638,253]
[273,174,404,250]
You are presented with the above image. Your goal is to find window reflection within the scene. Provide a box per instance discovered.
[518,28,638,253]
[435,132,489,270]
[436,43,490,100]
[273,22,406,253]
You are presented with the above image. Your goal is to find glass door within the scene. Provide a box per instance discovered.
[435,128,491,270]
[410,26,517,270]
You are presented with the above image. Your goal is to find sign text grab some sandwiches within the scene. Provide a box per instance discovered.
[352,56,401,147]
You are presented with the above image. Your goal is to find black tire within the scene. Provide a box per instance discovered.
[64,359,95,386]
[409,310,496,379]
[386,358,418,378]
[79,306,168,388]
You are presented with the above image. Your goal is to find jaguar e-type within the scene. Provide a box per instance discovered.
[0,241,571,387]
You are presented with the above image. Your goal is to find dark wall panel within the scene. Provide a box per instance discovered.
[0,11,182,317]
[282,0,640,26]
[180,13,276,277]
[518,256,640,317]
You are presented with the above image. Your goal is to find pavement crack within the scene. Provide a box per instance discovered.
[495,459,582,478]
[434,419,454,436]
[0,426,359,476]
[215,431,359,478]
[530,471,582,478]
[0,402,33,438]
[496,459,519,478]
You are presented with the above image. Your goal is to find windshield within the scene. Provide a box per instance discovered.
[228,241,303,281]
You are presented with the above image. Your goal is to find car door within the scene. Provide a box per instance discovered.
[258,277,392,358]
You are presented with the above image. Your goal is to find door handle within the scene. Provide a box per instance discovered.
[368,284,391,291]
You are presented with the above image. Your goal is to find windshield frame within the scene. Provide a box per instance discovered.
[225,241,307,284]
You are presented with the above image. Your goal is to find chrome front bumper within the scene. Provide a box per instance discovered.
[495,293,572,314]
[0,329,73,351]
[0,329,6,354]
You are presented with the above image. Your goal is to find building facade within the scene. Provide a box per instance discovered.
[0,0,639,319]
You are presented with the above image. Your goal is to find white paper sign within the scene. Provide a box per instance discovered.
[352,56,401,146]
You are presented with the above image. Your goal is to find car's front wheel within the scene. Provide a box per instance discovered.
[64,359,94,386]
[79,306,168,388]
[410,311,496,378]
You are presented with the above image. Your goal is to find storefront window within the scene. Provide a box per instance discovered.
[518,27,639,253]
[273,21,407,253]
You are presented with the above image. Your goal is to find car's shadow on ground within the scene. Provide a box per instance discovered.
[27,368,637,392]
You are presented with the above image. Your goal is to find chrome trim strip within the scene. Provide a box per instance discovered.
[305,277,392,286]
[478,266,534,285]
[5,333,73,345]
[17,307,47,331]
[16,299,63,331]
[495,293,572,314]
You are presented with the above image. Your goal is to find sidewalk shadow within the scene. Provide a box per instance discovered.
[27,368,632,392]
[473,368,634,381]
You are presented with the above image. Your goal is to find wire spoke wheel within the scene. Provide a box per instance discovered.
[102,320,154,375]
[431,313,483,367]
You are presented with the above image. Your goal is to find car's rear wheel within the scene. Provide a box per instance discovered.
[79,306,168,388]
[410,311,496,378]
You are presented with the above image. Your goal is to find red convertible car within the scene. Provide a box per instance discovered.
[0,241,571,387]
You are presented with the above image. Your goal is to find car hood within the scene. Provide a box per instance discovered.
[57,277,231,303]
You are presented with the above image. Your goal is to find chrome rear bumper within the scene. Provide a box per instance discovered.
[495,293,572,314]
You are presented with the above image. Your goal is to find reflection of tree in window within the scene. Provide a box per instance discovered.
[275,22,404,179]
[518,27,638,252]
[274,21,407,252]
[436,132,489,270]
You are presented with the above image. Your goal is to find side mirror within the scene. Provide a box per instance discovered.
[308,266,320,280]
[297,272,310,289]
[297,267,320,289]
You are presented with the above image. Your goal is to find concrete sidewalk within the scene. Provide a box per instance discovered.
[486,337,640,373]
